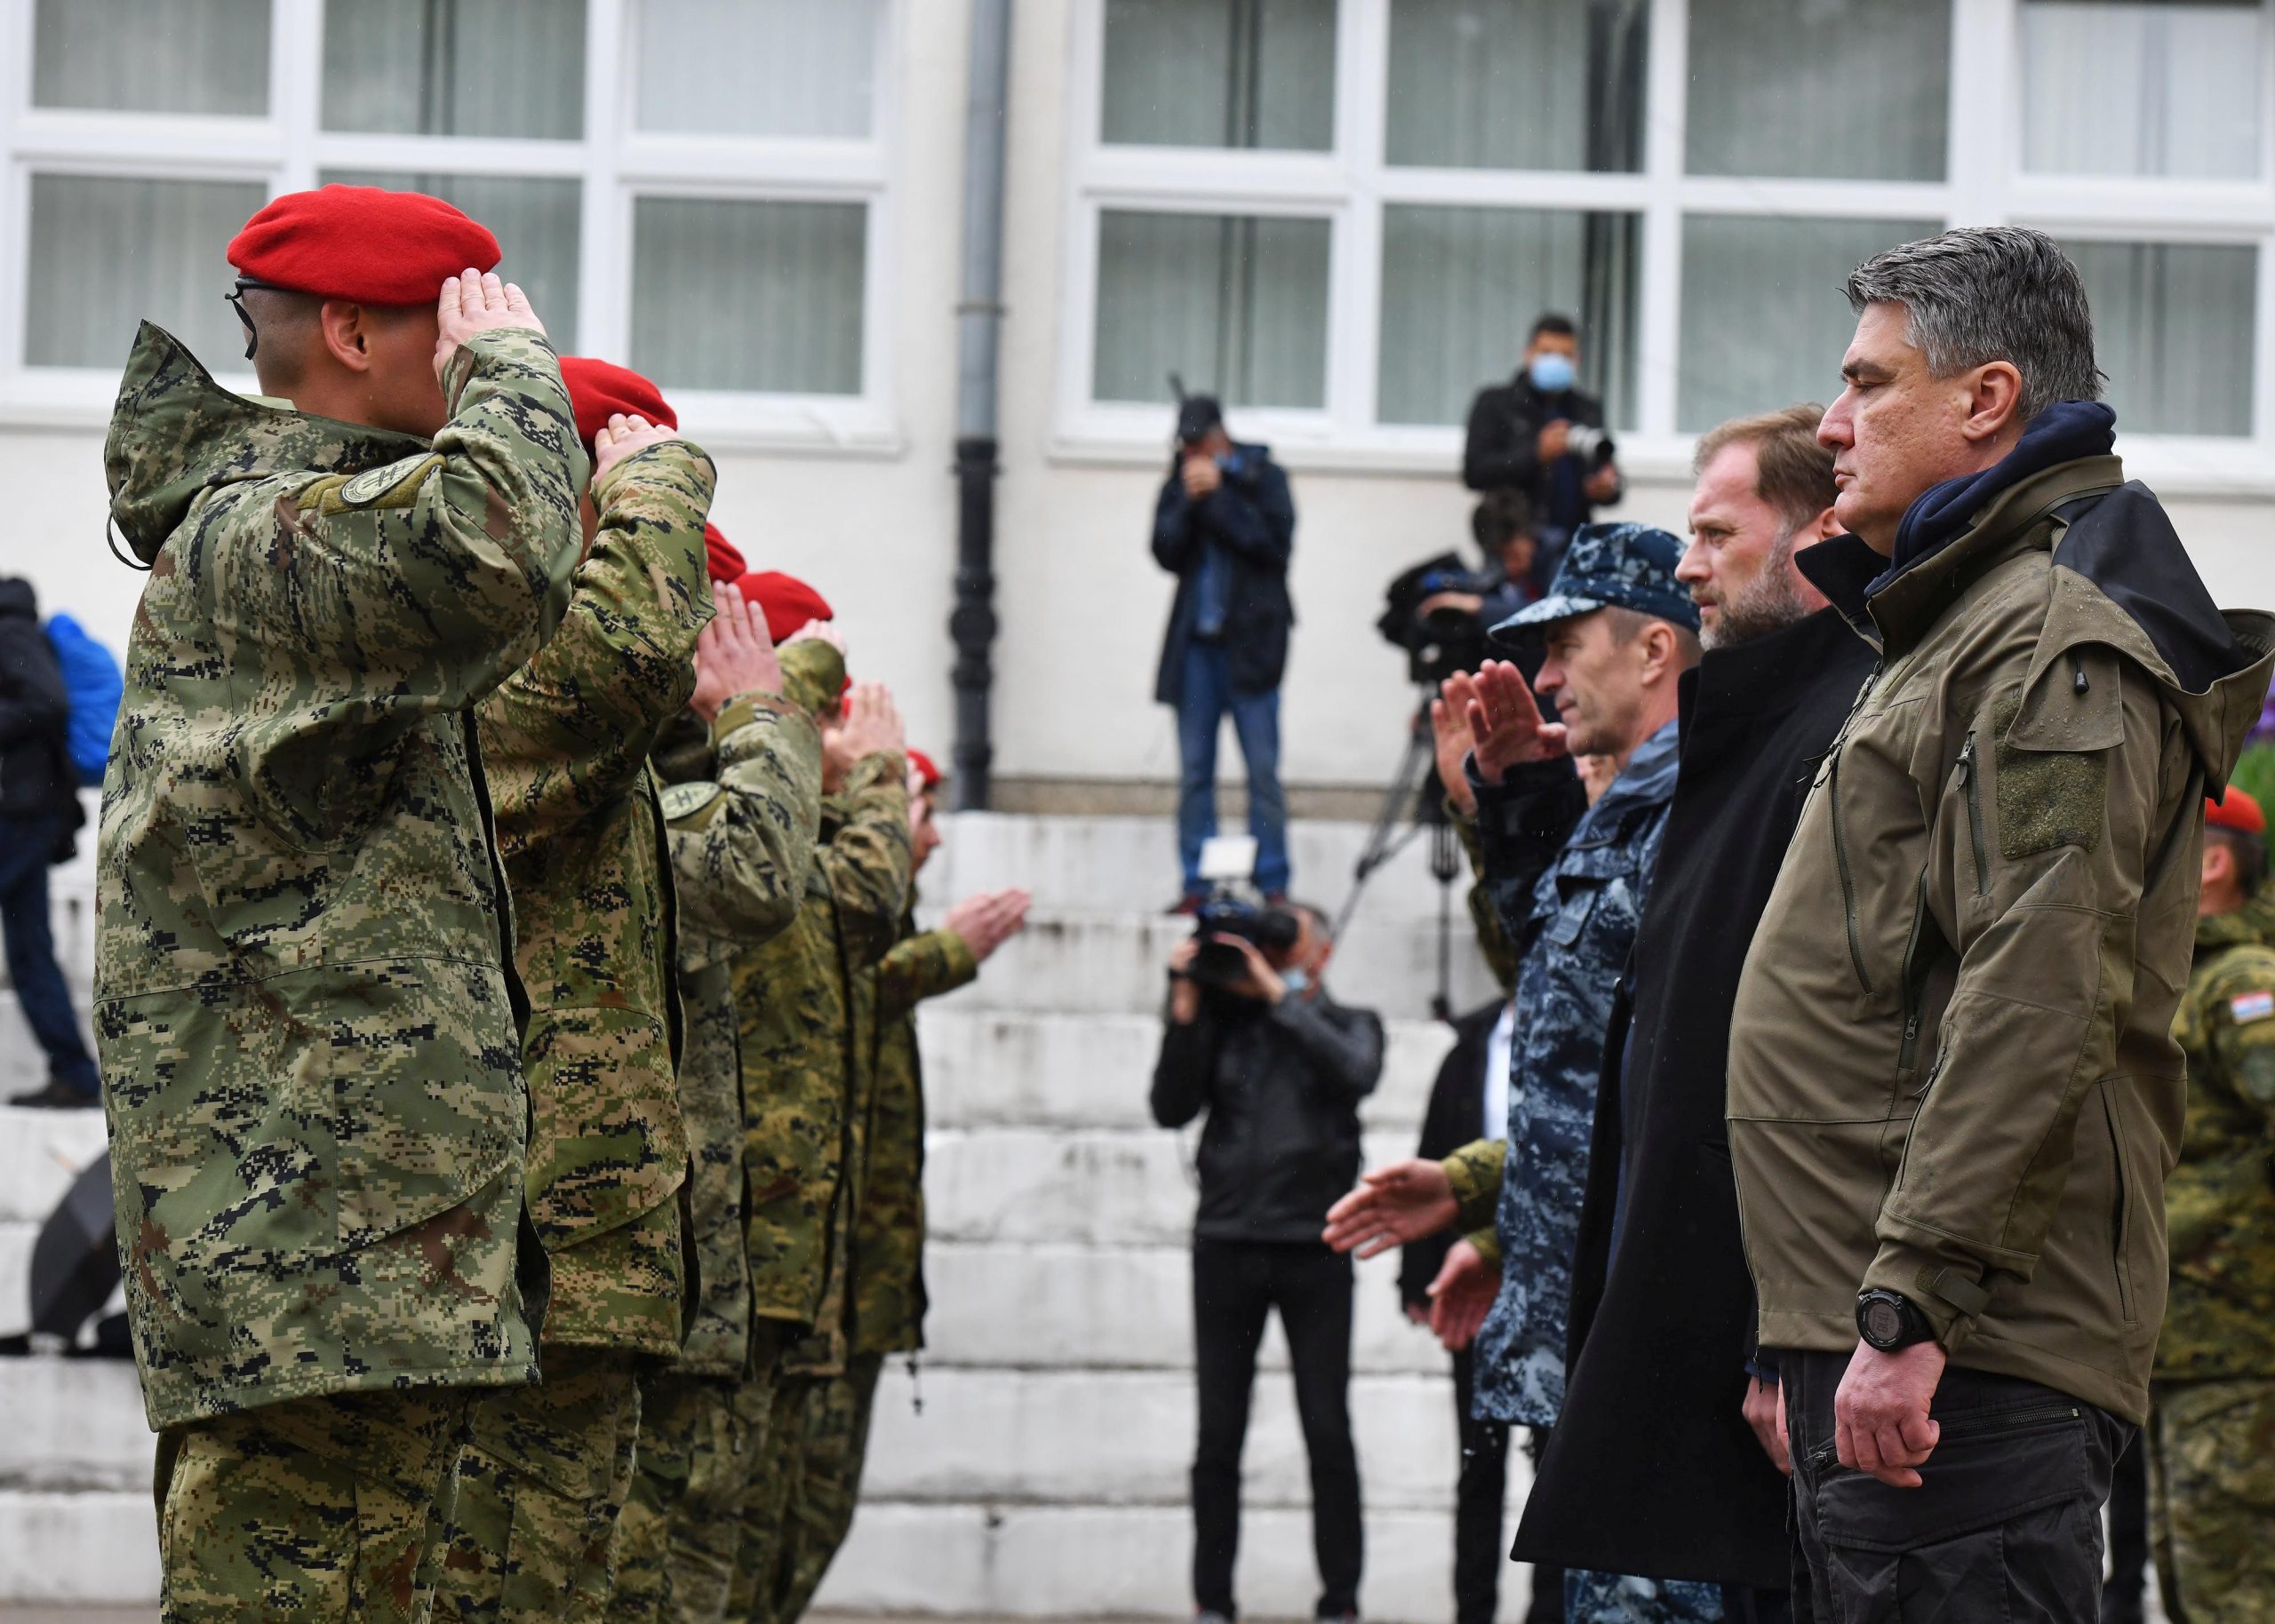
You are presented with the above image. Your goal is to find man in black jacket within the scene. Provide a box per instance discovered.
[1153,395,1297,910]
[1153,904,1385,1624]
[1462,314,1624,589]
[1509,404,1867,1619]
[0,577,98,1108]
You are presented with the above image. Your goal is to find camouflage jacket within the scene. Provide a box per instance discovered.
[475,439,715,1354]
[2159,895,2275,1381]
[94,322,582,1429]
[851,908,979,1357]
[1468,719,1680,1429]
[656,643,834,1378]
[742,752,910,1365]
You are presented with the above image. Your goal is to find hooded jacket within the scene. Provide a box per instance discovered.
[94,322,581,1428]
[1728,421,2275,1426]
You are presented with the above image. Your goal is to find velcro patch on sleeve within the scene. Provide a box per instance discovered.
[1991,695,2108,859]
[2230,990,2275,1025]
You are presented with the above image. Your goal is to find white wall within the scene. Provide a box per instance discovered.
[4,0,2271,794]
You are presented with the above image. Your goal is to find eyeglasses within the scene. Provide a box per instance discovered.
[222,277,293,362]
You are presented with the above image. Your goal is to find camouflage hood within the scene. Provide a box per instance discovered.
[105,322,428,564]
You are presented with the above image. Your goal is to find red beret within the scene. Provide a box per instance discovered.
[2207,785,2266,837]
[908,750,944,792]
[558,357,677,447]
[704,525,746,585]
[228,185,499,306]
[735,570,833,645]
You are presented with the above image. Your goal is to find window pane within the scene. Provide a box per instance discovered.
[1094,211,1329,409]
[636,0,880,137]
[2023,3,2263,179]
[1101,0,1336,151]
[26,174,266,372]
[1687,0,1949,179]
[36,0,269,115]
[323,172,582,351]
[1385,0,1647,172]
[1378,205,1638,428]
[323,0,586,139]
[2061,240,2256,436]
[631,198,866,394]
[1678,216,1940,432]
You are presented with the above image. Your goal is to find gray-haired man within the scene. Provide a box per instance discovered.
[1728,227,2275,1619]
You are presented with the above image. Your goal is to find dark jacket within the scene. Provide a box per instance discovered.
[1462,375,1622,539]
[1153,442,1296,704]
[0,578,78,833]
[1513,607,1873,1590]
[1401,999,1505,1311]
[1152,988,1385,1245]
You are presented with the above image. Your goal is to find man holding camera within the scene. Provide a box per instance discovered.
[1153,395,1297,911]
[1153,904,1385,1624]
[1463,314,1624,587]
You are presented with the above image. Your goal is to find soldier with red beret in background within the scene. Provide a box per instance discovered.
[95,184,581,1622]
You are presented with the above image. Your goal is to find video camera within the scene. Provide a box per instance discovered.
[1377,551,1498,688]
[1188,836,1301,989]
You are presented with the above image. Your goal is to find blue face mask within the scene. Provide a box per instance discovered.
[1529,351,1577,394]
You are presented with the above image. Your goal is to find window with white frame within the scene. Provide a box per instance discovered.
[1063,0,2275,467]
[1,0,898,443]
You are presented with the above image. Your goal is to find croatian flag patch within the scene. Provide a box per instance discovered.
[2231,990,2275,1025]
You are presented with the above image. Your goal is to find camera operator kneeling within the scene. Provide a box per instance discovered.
[1153,906,1385,1624]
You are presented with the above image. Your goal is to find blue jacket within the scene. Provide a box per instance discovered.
[1152,442,1295,704]
[1466,719,1682,1426]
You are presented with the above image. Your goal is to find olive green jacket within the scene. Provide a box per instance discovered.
[1728,456,2275,1424]
[2158,895,2275,1381]
[95,323,582,1427]
[739,745,911,1341]
[476,440,715,1355]
[851,909,979,1357]
[656,642,833,1378]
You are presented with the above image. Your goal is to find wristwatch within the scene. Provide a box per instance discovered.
[1856,1289,1936,1352]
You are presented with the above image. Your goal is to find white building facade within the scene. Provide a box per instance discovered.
[1,0,2271,803]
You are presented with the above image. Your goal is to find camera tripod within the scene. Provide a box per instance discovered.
[1334,684,1465,1023]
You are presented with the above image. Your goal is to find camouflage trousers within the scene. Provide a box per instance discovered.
[430,1345,643,1624]
[724,1338,829,1624]
[2149,1377,2275,1624]
[155,1386,471,1624]
[773,1354,886,1624]
[610,1369,767,1624]
[1565,1569,1724,1623]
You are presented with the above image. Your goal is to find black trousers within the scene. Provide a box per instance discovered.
[1779,1349,2130,1624]
[1449,1348,1516,1624]
[1192,1238,1362,1618]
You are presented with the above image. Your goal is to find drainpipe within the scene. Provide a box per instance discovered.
[950,0,1013,811]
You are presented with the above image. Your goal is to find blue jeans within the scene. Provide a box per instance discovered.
[1175,641,1289,897]
[0,811,98,1095]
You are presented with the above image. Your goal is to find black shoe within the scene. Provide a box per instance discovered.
[8,1079,100,1109]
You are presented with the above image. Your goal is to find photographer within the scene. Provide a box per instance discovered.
[1462,314,1623,586]
[1153,394,1296,911]
[1152,904,1385,1624]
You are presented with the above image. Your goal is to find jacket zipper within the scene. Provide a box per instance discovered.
[1829,747,1874,999]
[2101,1087,2134,1322]
[1896,866,1934,1079]
[1958,735,1990,897]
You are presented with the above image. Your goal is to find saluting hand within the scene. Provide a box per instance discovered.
[1321,1158,1459,1257]
[593,412,678,482]
[1430,689,1480,817]
[946,888,1031,963]
[1448,660,1569,785]
[823,681,906,779]
[690,581,782,721]
[433,268,544,385]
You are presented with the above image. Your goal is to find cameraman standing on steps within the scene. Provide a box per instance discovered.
[1153,904,1385,1624]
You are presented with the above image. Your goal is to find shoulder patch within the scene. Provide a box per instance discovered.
[659,780,722,824]
[317,453,445,514]
[2230,990,2275,1025]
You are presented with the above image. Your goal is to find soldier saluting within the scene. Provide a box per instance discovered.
[95,186,582,1621]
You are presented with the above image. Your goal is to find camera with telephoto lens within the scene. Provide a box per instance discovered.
[1186,836,1301,989]
[1564,423,1616,469]
[1377,551,1497,688]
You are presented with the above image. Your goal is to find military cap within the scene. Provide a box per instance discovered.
[2208,785,2266,836]
[228,184,500,306]
[735,570,834,645]
[908,749,944,792]
[1489,521,1700,645]
[559,356,678,447]
[705,523,746,585]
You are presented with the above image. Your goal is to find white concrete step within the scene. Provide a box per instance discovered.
[0,1363,148,1493]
